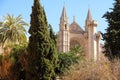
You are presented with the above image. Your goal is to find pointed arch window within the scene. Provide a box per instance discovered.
[65,24,67,30]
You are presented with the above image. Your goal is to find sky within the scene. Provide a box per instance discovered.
[0,0,114,38]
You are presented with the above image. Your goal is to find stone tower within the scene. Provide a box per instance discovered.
[85,9,98,61]
[58,6,102,61]
[58,6,70,52]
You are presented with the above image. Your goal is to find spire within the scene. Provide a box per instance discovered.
[60,5,67,22]
[86,8,92,21]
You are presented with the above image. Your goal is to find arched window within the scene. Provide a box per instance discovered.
[70,40,80,48]
[65,24,67,30]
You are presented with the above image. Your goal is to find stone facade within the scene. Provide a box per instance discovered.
[58,6,102,61]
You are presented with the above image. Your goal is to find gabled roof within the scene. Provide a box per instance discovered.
[70,21,84,33]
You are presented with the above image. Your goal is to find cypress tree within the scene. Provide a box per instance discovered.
[48,24,59,77]
[49,24,57,45]
[27,0,57,79]
[103,0,120,59]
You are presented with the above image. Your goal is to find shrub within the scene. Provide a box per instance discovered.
[0,44,27,80]
[56,46,85,75]
[61,57,120,80]
[110,59,120,79]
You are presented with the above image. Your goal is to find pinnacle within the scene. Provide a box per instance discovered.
[86,8,92,21]
[61,5,67,21]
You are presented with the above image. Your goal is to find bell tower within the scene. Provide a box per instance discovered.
[85,9,98,61]
[58,6,70,52]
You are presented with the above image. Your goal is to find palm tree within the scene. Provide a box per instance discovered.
[0,14,28,47]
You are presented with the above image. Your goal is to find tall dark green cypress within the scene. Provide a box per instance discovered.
[27,0,57,79]
[49,24,57,45]
[48,24,58,76]
[103,0,120,59]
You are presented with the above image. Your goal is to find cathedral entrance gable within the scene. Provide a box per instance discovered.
[70,22,84,34]
[70,35,84,47]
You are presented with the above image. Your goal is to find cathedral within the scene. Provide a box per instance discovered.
[57,6,102,61]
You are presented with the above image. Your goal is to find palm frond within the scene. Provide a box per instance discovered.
[0,14,28,47]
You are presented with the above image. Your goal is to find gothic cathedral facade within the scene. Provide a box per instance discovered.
[57,6,102,61]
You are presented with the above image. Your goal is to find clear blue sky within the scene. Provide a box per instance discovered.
[0,0,113,37]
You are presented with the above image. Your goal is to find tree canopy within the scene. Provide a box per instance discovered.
[27,0,58,80]
[0,14,28,47]
[103,0,120,59]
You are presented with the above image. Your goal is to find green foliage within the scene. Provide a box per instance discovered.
[0,14,28,47]
[27,0,58,80]
[48,24,57,45]
[103,0,120,59]
[56,46,85,75]
[0,44,27,80]
[48,24,59,78]
[8,45,27,80]
[10,45,26,64]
